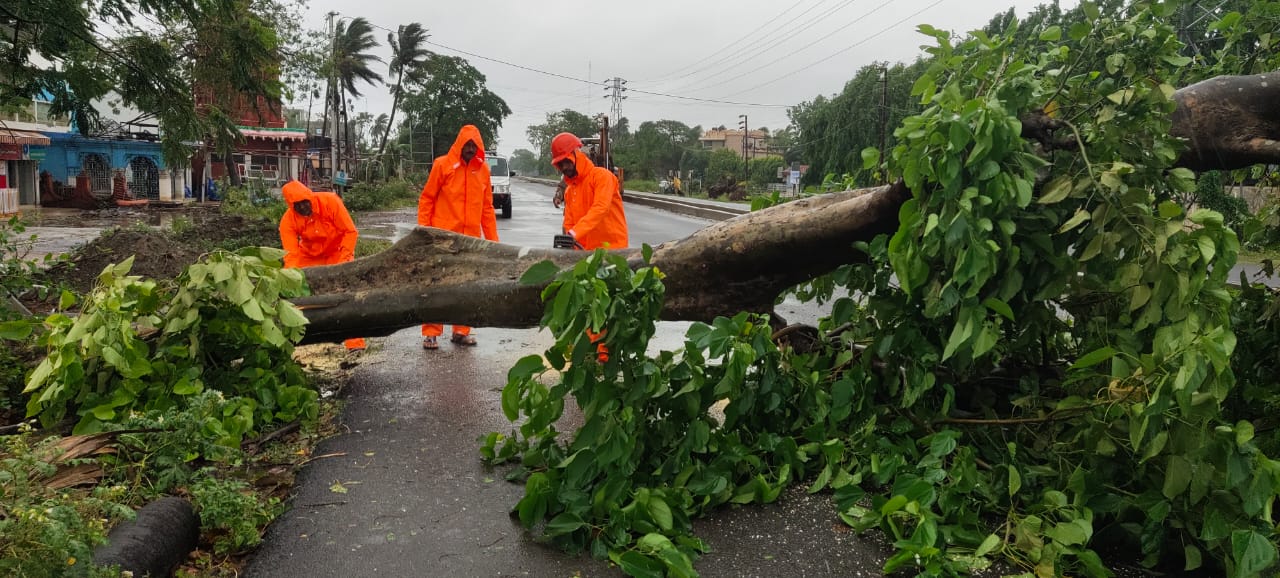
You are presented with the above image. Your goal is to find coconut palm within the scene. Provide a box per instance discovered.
[378,23,431,157]
[325,17,383,171]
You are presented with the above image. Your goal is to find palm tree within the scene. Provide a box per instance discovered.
[327,17,383,171]
[379,23,431,158]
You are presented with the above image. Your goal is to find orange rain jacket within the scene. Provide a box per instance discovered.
[418,125,499,242]
[279,180,359,268]
[562,152,628,250]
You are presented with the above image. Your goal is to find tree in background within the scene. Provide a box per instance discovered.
[525,109,598,168]
[397,54,510,166]
[705,148,740,183]
[509,149,540,176]
[379,22,431,158]
[789,59,929,186]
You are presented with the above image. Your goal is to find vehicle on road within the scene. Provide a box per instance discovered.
[487,155,513,218]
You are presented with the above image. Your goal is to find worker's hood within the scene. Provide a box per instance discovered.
[564,150,597,185]
[448,125,486,165]
[282,180,317,206]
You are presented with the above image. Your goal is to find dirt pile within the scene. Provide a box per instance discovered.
[37,211,280,298]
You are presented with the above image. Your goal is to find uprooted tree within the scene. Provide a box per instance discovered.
[293,70,1280,342]
[293,2,1280,574]
[18,0,1280,576]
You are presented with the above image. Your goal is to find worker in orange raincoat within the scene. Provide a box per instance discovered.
[551,132,629,362]
[279,180,365,351]
[418,124,500,350]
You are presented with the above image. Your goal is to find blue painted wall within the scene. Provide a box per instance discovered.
[37,132,165,182]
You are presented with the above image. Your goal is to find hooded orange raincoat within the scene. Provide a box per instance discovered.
[418,125,499,241]
[279,180,364,349]
[561,153,628,251]
[418,125,499,340]
[280,181,359,267]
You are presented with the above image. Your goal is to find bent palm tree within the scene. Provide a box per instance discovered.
[326,17,383,172]
[379,23,431,158]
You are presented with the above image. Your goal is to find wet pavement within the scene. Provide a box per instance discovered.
[243,181,901,577]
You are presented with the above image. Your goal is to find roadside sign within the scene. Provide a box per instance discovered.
[787,170,801,186]
[25,146,47,161]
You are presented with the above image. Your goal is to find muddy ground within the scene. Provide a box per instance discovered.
[23,207,280,309]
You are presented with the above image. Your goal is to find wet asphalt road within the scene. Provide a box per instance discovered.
[244,181,899,577]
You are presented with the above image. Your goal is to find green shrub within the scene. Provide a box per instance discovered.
[0,433,134,578]
[189,470,283,555]
[342,180,419,212]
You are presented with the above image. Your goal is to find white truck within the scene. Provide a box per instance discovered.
[486,154,512,219]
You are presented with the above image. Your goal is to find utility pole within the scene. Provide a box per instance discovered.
[738,114,749,183]
[327,11,339,183]
[878,64,889,184]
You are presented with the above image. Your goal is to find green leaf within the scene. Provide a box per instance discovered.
[1059,208,1090,233]
[329,482,348,494]
[278,303,309,328]
[1197,236,1216,263]
[1039,26,1062,41]
[975,533,1001,557]
[1046,520,1088,546]
[1037,176,1072,204]
[1162,55,1192,67]
[59,290,77,310]
[642,243,654,264]
[1158,201,1182,219]
[647,499,674,532]
[1071,346,1117,369]
[520,260,561,285]
[981,298,1013,321]
[861,147,880,170]
[545,512,585,536]
[1008,466,1021,497]
[1185,545,1202,571]
[1231,530,1277,578]
[614,551,664,578]
[508,355,546,381]
[1163,455,1193,499]
[0,320,32,340]
[942,314,974,360]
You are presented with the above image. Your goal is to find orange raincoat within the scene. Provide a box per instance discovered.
[280,181,358,267]
[418,125,499,241]
[279,180,364,349]
[561,153,628,251]
[417,125,499,340]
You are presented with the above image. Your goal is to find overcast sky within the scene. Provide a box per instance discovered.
[299,0,1075,156]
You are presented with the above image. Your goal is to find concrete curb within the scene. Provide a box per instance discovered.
[94,497,199,577]
[516,176,749,222]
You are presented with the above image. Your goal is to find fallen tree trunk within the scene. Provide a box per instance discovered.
[295,182,909,343]
[294,72,1280,344]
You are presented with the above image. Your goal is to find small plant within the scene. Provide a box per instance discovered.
[188,470,283,555]
[24,248,316,440]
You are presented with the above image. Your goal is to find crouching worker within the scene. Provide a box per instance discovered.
[279,180,366,351]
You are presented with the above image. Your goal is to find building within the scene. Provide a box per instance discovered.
[0,90,63,212]
[699,129,770,157]
[190,89,324,198]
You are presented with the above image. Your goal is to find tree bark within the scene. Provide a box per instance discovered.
[292,72,1280,344]
[1171,71,1280,172]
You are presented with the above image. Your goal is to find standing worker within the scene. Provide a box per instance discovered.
[418,124,500,350]
[550,132,629,362]
[279,180,365,351]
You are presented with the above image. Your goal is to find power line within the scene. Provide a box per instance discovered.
[634,0,816,85]
[680,0,899,95]
[717,0,951,100]
[663,0,859,93]
[627,88,790,108]
[424,39,790,108]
